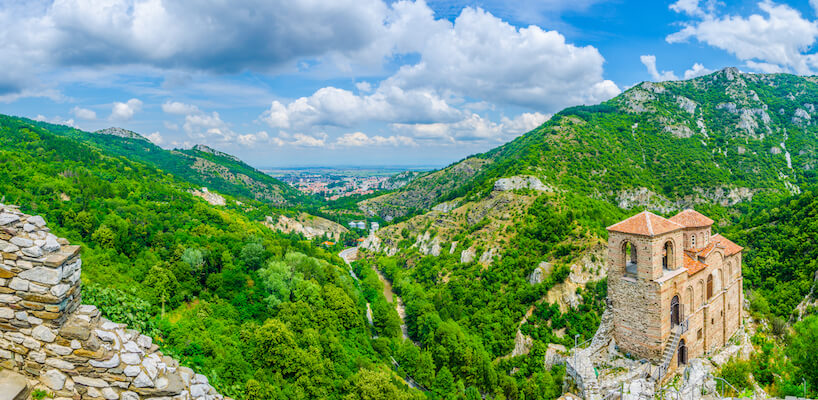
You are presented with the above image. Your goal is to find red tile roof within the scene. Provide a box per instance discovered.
[607,211,684,236]
[669,209,714,228]
[711,234,743,256]
[684,254,708,275]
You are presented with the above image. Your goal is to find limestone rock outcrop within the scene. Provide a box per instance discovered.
[0,204,228,400]
[493,176,552,192]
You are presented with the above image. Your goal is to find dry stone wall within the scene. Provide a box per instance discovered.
[0,205,228,400]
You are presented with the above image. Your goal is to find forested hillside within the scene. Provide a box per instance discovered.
[362,68,817,220]
[355,69,818,399]
[24,119,308,207]
[7,67,818,400]
[0,115,419,400]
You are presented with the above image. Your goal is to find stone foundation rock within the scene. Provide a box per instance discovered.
[0,204,229,400]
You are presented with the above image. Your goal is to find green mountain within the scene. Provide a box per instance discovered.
[362,68,816,220]
[25,119,308,207]
[355,68,818,399]
[0,114,420,399]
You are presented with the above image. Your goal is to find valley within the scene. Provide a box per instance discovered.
[3,68,818,400]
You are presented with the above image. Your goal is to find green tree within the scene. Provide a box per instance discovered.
[92,225,115,248]
[343,367,416,400]
[181,248,205,279]
[240,242,266,270]
[144,265,178,317]
[433,366,455,397]
[790,316,818,389]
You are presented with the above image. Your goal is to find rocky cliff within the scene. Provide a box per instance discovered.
[0,205,226,400]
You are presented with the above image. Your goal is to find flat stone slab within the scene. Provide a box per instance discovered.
[0,369,30,400]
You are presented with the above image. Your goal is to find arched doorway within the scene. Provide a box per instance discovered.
[671,295,680,327]
[678,339,688,366]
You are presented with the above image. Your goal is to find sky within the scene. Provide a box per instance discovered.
[1,0,818,168]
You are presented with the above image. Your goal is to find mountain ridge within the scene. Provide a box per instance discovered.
[360,67,816,221]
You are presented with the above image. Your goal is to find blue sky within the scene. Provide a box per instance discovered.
[1,0,817,168]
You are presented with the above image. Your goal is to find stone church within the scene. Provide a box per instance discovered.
[606,209,743,377]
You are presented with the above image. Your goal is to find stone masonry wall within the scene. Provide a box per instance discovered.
[0,205,229,400]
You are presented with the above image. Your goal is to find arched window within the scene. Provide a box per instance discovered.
[623,241,637,277]
[663,241,675,269]
[728,262,733,283]
[706,274,713,300]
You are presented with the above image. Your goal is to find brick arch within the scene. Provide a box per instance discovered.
[621,239,638,276]
[663,239,676,269]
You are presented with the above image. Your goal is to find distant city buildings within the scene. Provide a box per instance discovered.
[278,173,390,200]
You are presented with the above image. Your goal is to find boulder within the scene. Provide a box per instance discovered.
[0,213,20,226]
[40,369,67,391]
[0,369,29,400]
[529,262,553,284]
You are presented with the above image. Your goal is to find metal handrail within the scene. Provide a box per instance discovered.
[708,374,742,398]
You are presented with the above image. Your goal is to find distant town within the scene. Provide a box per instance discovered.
[264,167,429,201]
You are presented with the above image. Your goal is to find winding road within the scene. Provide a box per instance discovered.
[339,247,426,391]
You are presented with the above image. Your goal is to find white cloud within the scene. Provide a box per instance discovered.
[381,5,620,111]
[683,63,714,79]
[355,81,373,93]
[71,106,96,120]
[334,132,417,147]
[289,133,326,147]
[670,0,704,17]
[501,112,550,135]
[34,114,77,128]
[164,121,179,131]
[260,85,462,131]
[668,1,818,74]
[146,131,164,145]
[110,98,142,121]
[162,101,199,115]
[745,60,785,73]
[237,131,269,146]
[640,55,679,81]
[392,112,548,143]
[183,111,235,142]
[257,2,618,147]
[640,55,714,82]
[812,0,818,16]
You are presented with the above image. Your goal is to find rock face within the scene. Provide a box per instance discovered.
[265,213,348,240]
[529,262,553,284]
[190,188,226,206]
[95,127,149,142]
[0,204,228,400]
[493,175,552,192]
[191,144,241,163]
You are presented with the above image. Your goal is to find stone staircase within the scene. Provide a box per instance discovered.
[0,369,29,400]
[567,349,601,400]
[657,320,687,382]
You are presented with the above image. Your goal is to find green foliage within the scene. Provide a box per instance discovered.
[0,115,417,399]
[717,358,752,396]
[789,316,818,390]
[83,284,159,336]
